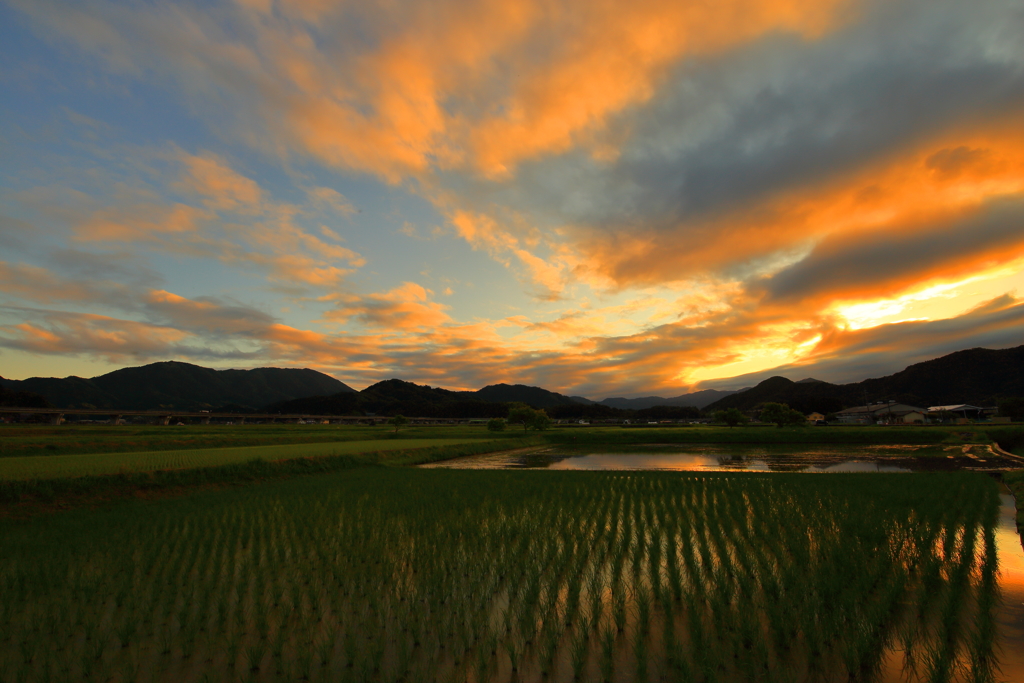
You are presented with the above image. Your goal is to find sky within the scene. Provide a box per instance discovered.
[1,0,1023,398]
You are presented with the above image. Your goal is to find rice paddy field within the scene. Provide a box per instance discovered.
[0,439,481,481]
[0,468,1009,683]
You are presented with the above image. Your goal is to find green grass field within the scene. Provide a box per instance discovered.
[0,469,1001,683]
[5,422,1019,461]
[0,424,521,459]
[0,439,486,481]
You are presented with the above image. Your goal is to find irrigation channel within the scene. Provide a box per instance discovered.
[426,445,1024,682]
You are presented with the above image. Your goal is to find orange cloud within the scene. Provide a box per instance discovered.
[448,209,517,252]
[76,202,212,242]
[7,0,860,303]
[467,0,850,178]
[173,150,263,212]
[144,290,277,335]
[0,261,130,304]
[306,186,356,216]
[283,0,845,182]
[48,0,850,183]
[29,148,367,290]
[569,117,1024,290]
[3,314,190,362]
[323,282,453,330]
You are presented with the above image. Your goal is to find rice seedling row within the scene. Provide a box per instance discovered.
[0,469,1002,682]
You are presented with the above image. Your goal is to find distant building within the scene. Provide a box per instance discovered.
[805,412,825,424]
[927,405,990,421]
[835,402,928,424]
[834,406,875,424]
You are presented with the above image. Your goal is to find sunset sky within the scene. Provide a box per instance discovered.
[2,0,1023,397]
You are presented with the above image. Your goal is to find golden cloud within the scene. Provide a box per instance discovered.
[568,120,1024,291]
[322,282,453,330]
[173,150,263,213]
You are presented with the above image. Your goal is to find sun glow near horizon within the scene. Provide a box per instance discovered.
[833,267,1024,332]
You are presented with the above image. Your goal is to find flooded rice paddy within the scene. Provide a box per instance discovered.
[420,442,1023,472]
[423,445,1024,682]
[3,461,1024,682]
[992,488,1024,682]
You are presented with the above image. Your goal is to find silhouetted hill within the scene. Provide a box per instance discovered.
[2,376,105,408]
[265,379,584,417]
[705,345,1024,413]
[359,379,468,404]
[0,361,353,410]
[475,383,582,408]
[704,377,846,415]
[854,346,1024,407]
[0,379,52,408]
[600,388,740,410]
[353,379,501,417]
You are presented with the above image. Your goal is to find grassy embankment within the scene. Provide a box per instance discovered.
[0,439,481,481]
[0,424,533,508]
[0,469,1001,683]
[0,437,543,509]
[0,423,514,459]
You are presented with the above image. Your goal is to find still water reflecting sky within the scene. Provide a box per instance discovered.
[421,444,1014,473]
[543,453,914,472]
[996,490,1024,680]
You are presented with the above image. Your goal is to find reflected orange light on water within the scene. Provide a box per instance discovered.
[996,491,1024,679]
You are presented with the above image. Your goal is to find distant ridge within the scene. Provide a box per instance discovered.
[0,380,51,408]
[6,344,1022,417]
[0,361,353,411]
[474,383,583,408]
[265,379,585,417]
[704,345,1024,413]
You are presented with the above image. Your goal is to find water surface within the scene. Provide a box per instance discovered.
[995,488,1024,680]
[422,443,1021,472]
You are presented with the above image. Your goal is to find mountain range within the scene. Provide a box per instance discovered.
[703,345,1024,414]
[262,379,585,418]
[3,344,1022,416]
[0,361,353,411]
